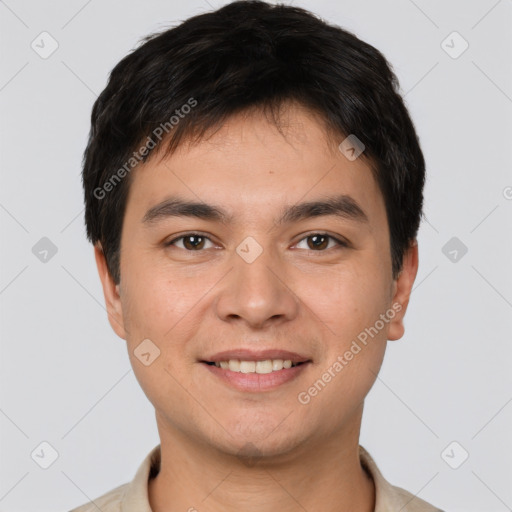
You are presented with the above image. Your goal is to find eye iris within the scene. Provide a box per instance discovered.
[307,234,328,250]
[184,235,205,250]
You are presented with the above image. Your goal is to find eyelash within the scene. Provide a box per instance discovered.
[164,232,349,252]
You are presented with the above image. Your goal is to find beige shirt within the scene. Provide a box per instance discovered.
[69,444,444,512]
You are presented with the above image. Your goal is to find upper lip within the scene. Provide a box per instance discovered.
[202,349,311,364]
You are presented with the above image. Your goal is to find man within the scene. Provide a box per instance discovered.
[71,1,444,510]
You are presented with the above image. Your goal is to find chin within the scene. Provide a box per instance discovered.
[210,427,309,463]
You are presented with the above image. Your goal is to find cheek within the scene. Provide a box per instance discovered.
[316,264,392,336]
[297,269,390,427]
[120,261,195,339]
[119,266,210,397]
[120,274,195,410]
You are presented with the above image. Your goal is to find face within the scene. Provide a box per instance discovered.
[95,103,418,461]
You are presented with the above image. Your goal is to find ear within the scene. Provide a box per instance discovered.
[387,241,419,341]
[94,243,127,340]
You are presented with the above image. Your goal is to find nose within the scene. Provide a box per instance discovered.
[214,244,299,330]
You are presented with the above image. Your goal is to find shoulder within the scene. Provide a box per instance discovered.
[388,483,445,512]
[68,482,128,512]
[67,444,161,512]
[358,445,445,512]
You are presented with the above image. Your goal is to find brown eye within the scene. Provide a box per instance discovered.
[295,233,347,251]
[307,234,329,250]
[166,233,214,250]
[182,235,206,250]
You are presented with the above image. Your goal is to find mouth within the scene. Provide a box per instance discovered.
[201,359,309,373]
[199,351,312,392]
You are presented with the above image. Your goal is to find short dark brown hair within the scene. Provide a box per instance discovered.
[82,0,425,285]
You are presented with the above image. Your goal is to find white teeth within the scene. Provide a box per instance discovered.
[272,359,283,370]
[240,361,256,373]
[228,360,240,372]
[212,359,300,373]
[255,360,273,374]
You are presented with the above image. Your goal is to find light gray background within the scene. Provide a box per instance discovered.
[1,0,511,511]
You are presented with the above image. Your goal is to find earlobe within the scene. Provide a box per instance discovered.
[94,243,127,340]
[387,241,419,341]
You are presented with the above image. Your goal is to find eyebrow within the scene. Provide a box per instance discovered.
[142,194,369,226]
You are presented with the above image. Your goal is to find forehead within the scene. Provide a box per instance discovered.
[125,104,385,229]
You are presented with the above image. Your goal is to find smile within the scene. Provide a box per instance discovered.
[201,359,311,392]
[205,359,305,373]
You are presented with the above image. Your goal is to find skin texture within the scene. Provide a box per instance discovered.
[94,103,419,512]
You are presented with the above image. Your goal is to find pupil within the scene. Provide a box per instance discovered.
[308,234,327,250]
[185,235,204,250]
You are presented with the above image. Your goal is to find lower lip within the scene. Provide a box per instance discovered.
[201,362,311,392]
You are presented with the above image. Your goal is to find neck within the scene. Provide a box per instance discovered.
[148,411,375,512]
